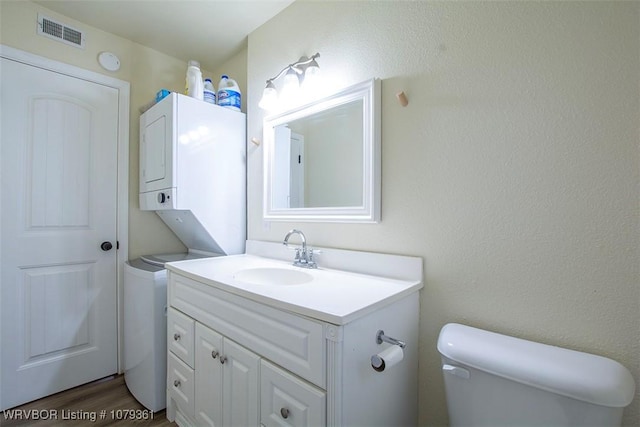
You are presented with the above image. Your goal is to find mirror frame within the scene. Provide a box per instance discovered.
[263,78,381,223]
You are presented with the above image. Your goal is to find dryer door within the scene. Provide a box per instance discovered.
[140,94,175,193]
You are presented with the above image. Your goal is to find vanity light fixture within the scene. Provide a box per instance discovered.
[258,52,320,110]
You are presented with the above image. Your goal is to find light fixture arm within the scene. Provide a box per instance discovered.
[264,52,320,85]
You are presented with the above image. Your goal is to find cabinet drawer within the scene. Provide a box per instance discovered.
[260,360,326,427]
[168,307,195,367]
[168,352,195,418]
[170,273,326,388]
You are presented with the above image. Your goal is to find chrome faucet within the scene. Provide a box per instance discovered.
[282,229,317,269]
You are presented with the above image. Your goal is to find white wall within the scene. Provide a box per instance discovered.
[247,1,639,425]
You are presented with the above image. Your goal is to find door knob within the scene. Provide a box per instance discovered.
[100,241,113,251]
[280,408,290,419]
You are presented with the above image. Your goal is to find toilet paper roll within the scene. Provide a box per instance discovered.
[371,345,404,372]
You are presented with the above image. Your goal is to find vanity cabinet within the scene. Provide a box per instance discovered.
[167,308,262,426]
[167,308,265,426]
[166,257,420,427]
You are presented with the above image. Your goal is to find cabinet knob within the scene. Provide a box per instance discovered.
[211,350,219,359]
[280,408,290,419]
[174,333,181,341]
[173,379,181,388]
[219,355,227,364]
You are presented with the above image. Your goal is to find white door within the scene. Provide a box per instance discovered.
[1,56,119,410]
[272,125,293,209]
[288,132,305,209]
[272,127,305,209]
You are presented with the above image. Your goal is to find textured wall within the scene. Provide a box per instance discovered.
[247,1,639,425]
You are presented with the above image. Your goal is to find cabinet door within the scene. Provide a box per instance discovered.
[195,323,223,427]
[223,339,260,427]
[261,360,326,427]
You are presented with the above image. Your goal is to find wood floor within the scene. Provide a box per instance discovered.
[0,375,175,426]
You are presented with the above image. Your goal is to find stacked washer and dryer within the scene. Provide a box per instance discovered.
[124,93,245,411]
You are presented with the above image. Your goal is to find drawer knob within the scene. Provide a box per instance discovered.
[174,333,181,341]
[219,355,227,364]
[173,379,181,388]
[211,350,219,359]
[280,408,290,419]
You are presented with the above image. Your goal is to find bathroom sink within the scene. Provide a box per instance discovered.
[233,267,314,286]
[165,246,423,325]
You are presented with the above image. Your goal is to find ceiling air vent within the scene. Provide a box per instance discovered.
[37,14,85,49]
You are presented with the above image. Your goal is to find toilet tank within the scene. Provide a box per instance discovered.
[437,323,635,427]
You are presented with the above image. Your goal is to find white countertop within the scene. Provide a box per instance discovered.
[166,252,423,325]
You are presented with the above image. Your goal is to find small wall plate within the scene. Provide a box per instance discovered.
[98,51,120,71]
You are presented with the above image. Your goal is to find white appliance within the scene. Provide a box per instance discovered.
[124,252,215,412]
[139,92,246,255]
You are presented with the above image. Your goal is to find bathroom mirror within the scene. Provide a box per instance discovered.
[263,78,381,222]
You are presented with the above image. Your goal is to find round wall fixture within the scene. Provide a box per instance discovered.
[98,51,120,71]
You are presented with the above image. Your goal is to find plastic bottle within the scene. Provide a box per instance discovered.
[216,75,241,111]
[185,60,204,101]
[203,79,216,104]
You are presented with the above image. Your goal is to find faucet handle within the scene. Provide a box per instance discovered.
[308,248,321,258]
[305,248,318,268]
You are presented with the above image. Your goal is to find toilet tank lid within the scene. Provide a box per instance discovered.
[437,323,635,407]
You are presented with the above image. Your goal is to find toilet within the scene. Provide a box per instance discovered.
[437,323,636,426]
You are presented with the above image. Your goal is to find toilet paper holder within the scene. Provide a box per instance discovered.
[376,330,406,349]
[371,330,406,372]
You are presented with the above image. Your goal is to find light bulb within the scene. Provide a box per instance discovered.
[280,67,300,107]
[282,67,299,91]
[259,81,278,110]
[304,59,320,81]
[301,58,321,99]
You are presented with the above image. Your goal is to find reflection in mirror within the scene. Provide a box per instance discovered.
[272,99,363,209]
[264,79,380,222]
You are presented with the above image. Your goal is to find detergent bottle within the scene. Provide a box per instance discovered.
[216,75,241,111]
